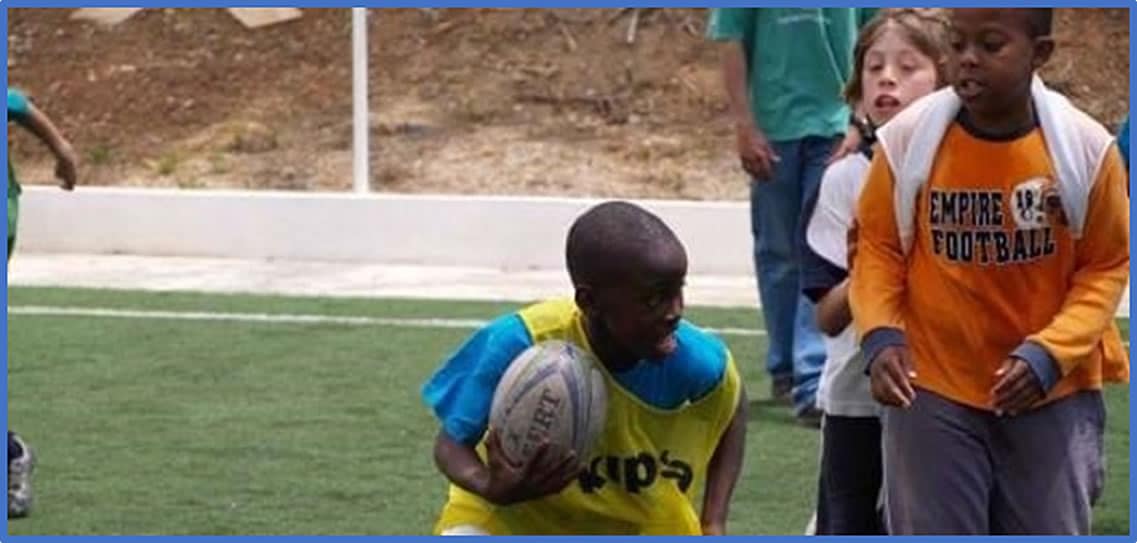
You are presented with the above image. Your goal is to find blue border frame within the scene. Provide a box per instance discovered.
[2,2,1133,540]
[3,2,11,538]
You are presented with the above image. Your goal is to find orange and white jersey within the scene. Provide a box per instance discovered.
[849,76,1129,410]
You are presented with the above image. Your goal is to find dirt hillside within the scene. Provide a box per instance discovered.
[8,8,1130,200]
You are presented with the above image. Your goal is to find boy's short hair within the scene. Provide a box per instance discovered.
[565,201,682,286]
[1025,8,1054,38]
[844,8,953,107]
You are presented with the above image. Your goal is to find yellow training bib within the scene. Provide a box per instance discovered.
[433,299,741,535]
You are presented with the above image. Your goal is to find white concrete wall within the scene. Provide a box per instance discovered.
[17,186,754,276]
[15,186,1132,317]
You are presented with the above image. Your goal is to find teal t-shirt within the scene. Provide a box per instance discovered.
[7,89,30,201]
[706,8,877,141]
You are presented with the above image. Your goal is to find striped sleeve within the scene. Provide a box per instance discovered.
[849,148,909,363]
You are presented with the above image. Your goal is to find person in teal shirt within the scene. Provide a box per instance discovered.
[706,8,876,425]
[8,89,77,257]
[1118,117,1128,172]
[7,87,78,519]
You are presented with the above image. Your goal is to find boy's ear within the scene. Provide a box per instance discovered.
[575,285,595,314]
[1031,36,1054,71]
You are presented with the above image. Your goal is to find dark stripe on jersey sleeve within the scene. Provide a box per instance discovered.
[800,176,849,304]
[802,242,848,304]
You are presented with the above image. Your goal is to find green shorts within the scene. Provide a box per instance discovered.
[8,193,18,262]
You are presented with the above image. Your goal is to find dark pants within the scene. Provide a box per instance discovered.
[816,415,885,535]
[882,389,1105,535]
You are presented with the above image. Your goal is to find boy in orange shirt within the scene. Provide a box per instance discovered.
[849,8,1128,535]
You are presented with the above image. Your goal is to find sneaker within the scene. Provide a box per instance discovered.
[771,375,793,405]
[8,433,35,518]
[795,405,823,429]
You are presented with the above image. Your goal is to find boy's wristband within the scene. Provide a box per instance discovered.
[861,327,907,375]
[1010,341,1061,392]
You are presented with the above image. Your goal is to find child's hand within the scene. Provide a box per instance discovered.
[990,358,1044,416]
[55,144,78,191]
[701,523,725,535]
[846,221,859,271]
[828,123,863,165]
[869,346,917,408]
[736,125,780,181]
[482,429,581,506]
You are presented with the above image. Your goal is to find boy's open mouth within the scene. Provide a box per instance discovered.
[874,94,900,109]
[956,78,985,99]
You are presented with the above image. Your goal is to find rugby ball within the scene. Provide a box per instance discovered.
[489,340,607,465]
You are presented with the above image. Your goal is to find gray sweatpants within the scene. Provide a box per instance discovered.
[882,389,1105,535]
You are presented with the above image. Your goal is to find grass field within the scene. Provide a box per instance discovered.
[6,286,1130,535]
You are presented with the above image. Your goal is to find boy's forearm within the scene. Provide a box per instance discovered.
[815,280,853,336]
[1023,153,1130,384]
[23,104,74,159]
[851,237,909,365]
[722,42,755,129]
[849,156,908,359]
[433,431,491,499]
[701,388,747,533]
[1020,258,1127,386]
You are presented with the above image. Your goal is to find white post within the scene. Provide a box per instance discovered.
[351,7,369,194]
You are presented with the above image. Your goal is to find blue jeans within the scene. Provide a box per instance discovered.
[750,136,835,413]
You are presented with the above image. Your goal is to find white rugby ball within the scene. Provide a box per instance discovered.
[489,340,607,465]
